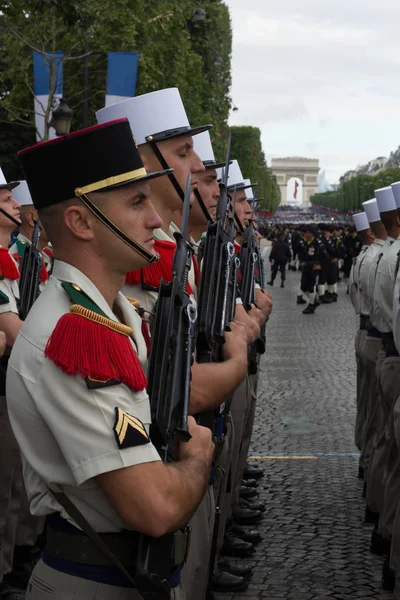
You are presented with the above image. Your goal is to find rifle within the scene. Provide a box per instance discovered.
[238,209,266,372]
[19,220,43,320]
[196,136,238,422]
[134,174,197,599]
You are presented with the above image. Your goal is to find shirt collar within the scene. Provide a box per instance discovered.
[153,226,174,243]
[51,260,121,323]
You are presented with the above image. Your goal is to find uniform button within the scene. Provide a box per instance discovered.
[72,283,82,292]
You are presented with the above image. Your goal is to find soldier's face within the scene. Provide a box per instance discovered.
[235,189,252,228]
[0,188,21,230]
[97,181,163,271]
[140,135,205,215]
[190,169,219,226]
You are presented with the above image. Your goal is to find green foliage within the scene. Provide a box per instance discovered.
[229,126,281,211]
[311,168,400,212]
[0,0,232,180]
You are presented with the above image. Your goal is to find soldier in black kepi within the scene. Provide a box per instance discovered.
[7,119,214,600]
[317,224,335,304]
[298,225,322,314]
[268,232,291,288]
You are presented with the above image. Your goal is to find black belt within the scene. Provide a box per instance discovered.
[45,514,190,571]
[367,327,381,339]
[360,315,369,330]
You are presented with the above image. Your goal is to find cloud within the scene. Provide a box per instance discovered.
[225,0,400,183]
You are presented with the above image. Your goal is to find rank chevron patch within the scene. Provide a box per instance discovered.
[113,407,150,449]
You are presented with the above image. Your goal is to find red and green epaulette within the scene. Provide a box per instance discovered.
[44,282,147,392]
[12,239,48,283]
[0,248,20,280]
[125,238,193,295]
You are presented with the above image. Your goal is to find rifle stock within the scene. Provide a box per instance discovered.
[19,221,43,320]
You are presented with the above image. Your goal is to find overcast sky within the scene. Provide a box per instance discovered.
[226,0,400,184]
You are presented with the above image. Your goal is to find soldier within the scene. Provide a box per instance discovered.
[343,226,362,278]
[358,198,388,519]
[267,232,291,287]
[298,225,322,314]
[0,168,26,600]
[317,225,335,304]
[7,119,216,600]
[97,92,259,598]
[348,212,374,468]
[9,180,52,286]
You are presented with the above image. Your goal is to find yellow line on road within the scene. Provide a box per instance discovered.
[250,455,318,460]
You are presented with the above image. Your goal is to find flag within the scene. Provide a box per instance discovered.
[105,52,139,107]
[33,51,64,141]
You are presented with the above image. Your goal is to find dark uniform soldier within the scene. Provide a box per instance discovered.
[298,225,322,314]
[343,226,363,278]
[317,224,335,304]
[268,233,291,288]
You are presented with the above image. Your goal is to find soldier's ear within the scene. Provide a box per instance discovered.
[26,209,37,229]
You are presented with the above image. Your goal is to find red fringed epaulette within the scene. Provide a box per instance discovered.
[125,238,193,295]
[0,248,20,280]
[40,264,49,283]
[45,304,148,392]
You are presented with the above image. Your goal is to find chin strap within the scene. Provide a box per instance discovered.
[147,138,212,223]
[0,208,22,228]
[76,192,158,264]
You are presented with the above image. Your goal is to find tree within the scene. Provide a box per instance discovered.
[229,125,281,211]
[311,168,400,212]
[0,0,233,180]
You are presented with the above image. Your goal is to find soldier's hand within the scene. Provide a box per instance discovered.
[179,416,214,467]
[256,288,272,320]
[223,321,248,366]
[313,265,322,270]
[234,303,261,343]
[0,331,6,357]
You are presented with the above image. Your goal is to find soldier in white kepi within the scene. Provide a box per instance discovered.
[9,181,53,288]
[358,198,387,522]
[349,211,374,466]
[7,119,215,600]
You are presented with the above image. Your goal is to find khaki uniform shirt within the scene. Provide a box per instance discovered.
[6,260,161,533]
[374,236,400,334]
[349,245,368,315]
[123,225,197,316]
[368,238,394,330]
[358,239,385,318]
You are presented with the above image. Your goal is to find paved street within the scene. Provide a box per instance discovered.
[216,265,392,600]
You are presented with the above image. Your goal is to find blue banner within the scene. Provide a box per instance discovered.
[33,51,64,96]
[106,52,139,101]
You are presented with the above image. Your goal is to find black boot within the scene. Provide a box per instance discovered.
[228,523,263,545]
[243,463,264,479]
[232,506,263,525]
[238,498,266,513]
[241,478,258,488]
[280,281,284,288]
[364,506,379,525]
[319,294,333,304]
[211,570,248,593]
[240,485,258,499]
[370,527,391,556]
[297,295,307,305]
[267,280,273,286]
[382,557,396,591]
[358,465,364,479]
[303,304,316,314]
[221,532,256,557]
[217,559,253,580]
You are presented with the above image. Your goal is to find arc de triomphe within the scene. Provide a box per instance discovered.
[271,157,320,207]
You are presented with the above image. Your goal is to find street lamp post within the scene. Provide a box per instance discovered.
[51,98,73,136]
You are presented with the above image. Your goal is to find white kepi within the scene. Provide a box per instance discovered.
[96,87,211,145]
[12,181,33,206]
[0,167,19,191]
[193,130,226,170]
[362,199,381,223]
[375,186,397,213]
[391,181,400,209]
[244,179,257,201]
[353,212,369,232]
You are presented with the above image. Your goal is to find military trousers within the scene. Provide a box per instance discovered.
[214,414,234,567]
[0,396,23,581]
[227,378,250,513]
[232,374,257,510]
[181,485,215,600]
[354,328,367,453]
[366,346,387,514]
[379,358,400,542]
[359,335,381,487]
